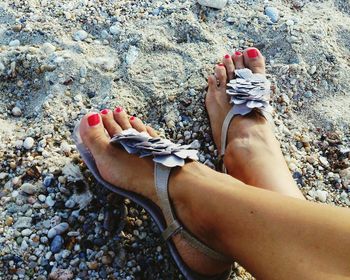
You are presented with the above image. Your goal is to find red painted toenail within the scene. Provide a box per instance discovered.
[247,49,259,58]
[115,107,123,113]
[235,51,242,56]
[224,54,230,59]
[88,113,100,126]
[130,116,135,121]
[101,109,109,115]
[218,63,225,66]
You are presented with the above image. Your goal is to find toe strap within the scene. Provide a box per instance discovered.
[155,163,231,263]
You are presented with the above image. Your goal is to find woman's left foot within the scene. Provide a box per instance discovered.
[206,48,305,199]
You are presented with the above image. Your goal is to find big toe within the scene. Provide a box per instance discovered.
[79,112,110,154]
[243,48,266,74]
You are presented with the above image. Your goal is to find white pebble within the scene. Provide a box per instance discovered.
[38,194,46,202]
[73,30,88,41]
[316,190,328,203]
[20,183,38,195]
[9,39,20,47]
[41,42,56,54]
[45,196,55,207]
[23,137,35,149]
[197,0,227,9]
[12,107,22,116]
[21,229,32,236]
[109,25,120,35]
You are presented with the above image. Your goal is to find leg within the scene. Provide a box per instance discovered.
[206,48,304,199]
[80,112,350,280]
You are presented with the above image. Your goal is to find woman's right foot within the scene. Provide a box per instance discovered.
[79,108,232,277]
[206,48,305,199]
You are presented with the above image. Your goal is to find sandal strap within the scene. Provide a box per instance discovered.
[220,68,274,173]
[155,163,231,262]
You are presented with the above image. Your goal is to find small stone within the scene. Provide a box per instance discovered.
[23,137,35,149]
[38,194,46,202]
[265,6,279,23]
[101,255,112,265]
[286,19,294,26]
[14,217,32,228]
[12,107,22,116]
[306,156,316,164]
[125,46,139,65]
[46,196,55,207]
[87,261,99,270]
[309,65,317,75]
[65,199,76,209]
[304,91,313,98]
[48,223,69,238]
[48,268,74,280]
[197,0,227,9]
[42,42,56,54]
[109,25,119,35]
[51,235,64,253]
[339,168,350,190]
[6,216,14,226]
[21,228,32,236]
[0,172,8,180]
[316,190,328,203]
[20,183,38,195]
[9,39,20,47]
[73,30,88,41]
[319,156,330,168]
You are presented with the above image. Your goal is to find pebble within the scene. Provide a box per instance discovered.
[21,228,32,236]
[101,255,112,265]
[65,199,76,208]
[9,39,20,47]
[20,183,38,195]
[316,190,328,203]
[38,194,46,202]
[319,156,330,168]
[109,25,120,35]
[339,168,350,190]
[46,196,55,207]
[42,42,56,54]
[12,107,22,116]
[23,137,35,149]
[87,261,99,270]
[309,65,317,75]
[304,91,313,98]
[48,223,69,238]
[265,7,279,23]
[48,269,73,280]
[197,0,227,9]
[73,30,88,41]
[51,235,64,253]
[14,217,32,228]
[6,217,14,226]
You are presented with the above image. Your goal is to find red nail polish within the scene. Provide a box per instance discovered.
[247,49,259,58]
[101,109,109,115]
[218,63,225,66]
[88,113,100,126]
[130,116,135,121]
[235,51,242,56]
[115,107,123,113]
[224,54,230,59]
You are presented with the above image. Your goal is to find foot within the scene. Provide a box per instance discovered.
[79,107,232,276]
[206,48,305,199]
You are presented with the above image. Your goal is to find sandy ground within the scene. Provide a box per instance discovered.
[0,0,349,279]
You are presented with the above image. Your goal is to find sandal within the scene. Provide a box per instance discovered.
[73,126,232,280]
[220,68,274,173]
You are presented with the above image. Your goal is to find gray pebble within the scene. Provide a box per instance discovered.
[23,137,35,149]
[73,30,88,41]
[20,183,38,195]
[48,222,69,238]
[50,235,64,253]
[265,7,279,23]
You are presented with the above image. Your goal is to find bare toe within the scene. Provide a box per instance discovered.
[146,126,158,137]
[130,116,147,132]
[243,48,266,74]
[101,109,122,137]
[215,64,227,92]
[223,54,235,81]
[113,107,132,130]
[79,113,110,154]
[233,51,245,69]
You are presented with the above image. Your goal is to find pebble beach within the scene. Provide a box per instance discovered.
[0,0,349,279]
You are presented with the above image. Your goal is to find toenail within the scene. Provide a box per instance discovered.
[224,54,230,59]
[235,51,242,56]
[218,63,225,67]
[247,49,259,58]
[88,113,100,126]
[101,109,109,115]
[130,116,135,121]
[115,107,123,113]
